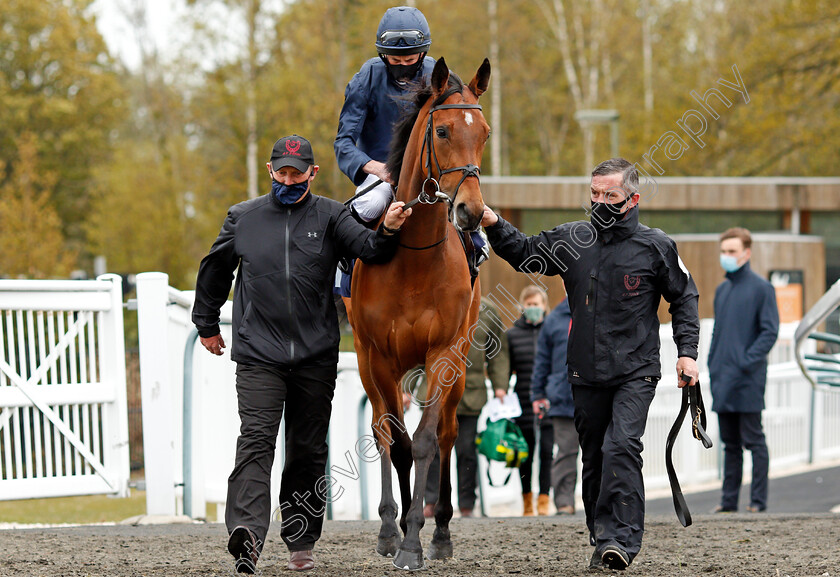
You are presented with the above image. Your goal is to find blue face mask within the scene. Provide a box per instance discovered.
[272,178,309,204]
[719,254,742,273]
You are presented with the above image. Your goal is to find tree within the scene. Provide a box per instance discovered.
[86,0,203,289]
[0,134,76,278]
[0,0,124,253]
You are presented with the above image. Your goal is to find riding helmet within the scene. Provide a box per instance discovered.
[375,6,432,55]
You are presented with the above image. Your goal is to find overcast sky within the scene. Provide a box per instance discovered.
[91,0,287,71]
[91,0,188,69]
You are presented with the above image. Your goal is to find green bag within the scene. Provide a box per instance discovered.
[475,419,530,486]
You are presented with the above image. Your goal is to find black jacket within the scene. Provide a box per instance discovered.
[486,207,699,386]
[506,315,543,418]
[192,191,399,366]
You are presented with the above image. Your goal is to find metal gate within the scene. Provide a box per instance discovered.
[0,275,130,500]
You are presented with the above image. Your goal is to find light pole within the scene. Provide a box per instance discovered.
[574,109,620,173]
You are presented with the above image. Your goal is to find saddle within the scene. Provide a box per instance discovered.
[665,374,714,527]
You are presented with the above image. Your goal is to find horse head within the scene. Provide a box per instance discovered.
[425,57,491,232]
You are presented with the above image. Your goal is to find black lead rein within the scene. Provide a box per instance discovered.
[665,373,714,527]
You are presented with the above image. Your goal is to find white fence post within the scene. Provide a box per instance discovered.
[136,272,176,515]
[98,274,131,497]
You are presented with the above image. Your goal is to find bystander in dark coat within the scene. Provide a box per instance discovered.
[531,298,577,514]
[708,227,779,513]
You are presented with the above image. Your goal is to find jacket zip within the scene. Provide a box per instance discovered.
[588,272,597,380]
[285,208,294,360]
[586,274,596,311]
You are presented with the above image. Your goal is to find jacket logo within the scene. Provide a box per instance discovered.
[624,275,641,291]
[285,140,301,156]
[307,232,318,238]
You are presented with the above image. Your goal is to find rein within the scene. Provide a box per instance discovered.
[665,375,713,527]
[343,177,384,207]
[398,89,482,250]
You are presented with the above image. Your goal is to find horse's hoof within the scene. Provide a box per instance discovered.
[376,534,401,557]
[426,539,453,560]
[393,548,426,571]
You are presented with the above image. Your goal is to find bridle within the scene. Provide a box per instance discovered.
[399,87,483,250]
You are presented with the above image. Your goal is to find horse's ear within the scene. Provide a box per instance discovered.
[468,58,491,97]
[431,57,450,95]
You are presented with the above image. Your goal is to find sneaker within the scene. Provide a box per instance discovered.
[555,505,575,515]
[228,526,260,575]
[459,507,474,518]
[423,504,435,518]
[712,505,736,513]
[588,550,603,571]
[746,505,765,513]
[601,545,630,571]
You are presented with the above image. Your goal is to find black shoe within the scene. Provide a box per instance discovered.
[228,526,260,574]
[601,545,630,571]
[588,550,604,571]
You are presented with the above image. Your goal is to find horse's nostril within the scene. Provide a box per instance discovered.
[454,203,481,231]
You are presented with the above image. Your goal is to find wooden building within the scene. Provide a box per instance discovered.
[477,177,836,325]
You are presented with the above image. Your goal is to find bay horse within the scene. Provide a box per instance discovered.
[347,57,491,570]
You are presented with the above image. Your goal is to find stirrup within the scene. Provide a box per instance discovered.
[337,257,352,275]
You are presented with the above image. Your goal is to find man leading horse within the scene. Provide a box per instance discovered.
[481,158,701,571]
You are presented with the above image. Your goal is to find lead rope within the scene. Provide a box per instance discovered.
[665,374,713,527]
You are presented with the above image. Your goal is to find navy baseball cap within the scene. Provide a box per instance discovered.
[270,135,315,172]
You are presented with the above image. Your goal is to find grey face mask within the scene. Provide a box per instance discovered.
[523,306,545,324]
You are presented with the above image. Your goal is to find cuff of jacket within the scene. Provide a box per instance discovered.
[377,223,401,237]
[677,346,698,360]
[197,326,221,339]
[485,215,507,233]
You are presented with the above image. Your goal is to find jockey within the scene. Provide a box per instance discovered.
[334,6,488,295]
[335,6,435,224]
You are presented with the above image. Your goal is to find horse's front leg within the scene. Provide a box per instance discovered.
[394,358,464,570]
[392,407,436,571]
[358,348,403,557]
[374,434,402,557]
[427,406,458,560]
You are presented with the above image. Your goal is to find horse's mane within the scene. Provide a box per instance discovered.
[386,72,465,188]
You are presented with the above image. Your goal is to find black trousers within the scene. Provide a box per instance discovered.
[573,378,656,562]
[717,411,769,511]
[225,362,336,553]
[425,414,480,510]
[516,417,554,495]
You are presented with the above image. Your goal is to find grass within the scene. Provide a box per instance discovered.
[0,490,147,525]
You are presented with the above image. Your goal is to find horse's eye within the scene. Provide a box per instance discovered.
[486,131,492,142]
[436,127,449,139]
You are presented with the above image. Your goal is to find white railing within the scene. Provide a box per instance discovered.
[0,276,130,500]
[136,277,840,519]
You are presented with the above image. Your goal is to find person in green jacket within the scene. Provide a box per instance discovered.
[413,297,510,517]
